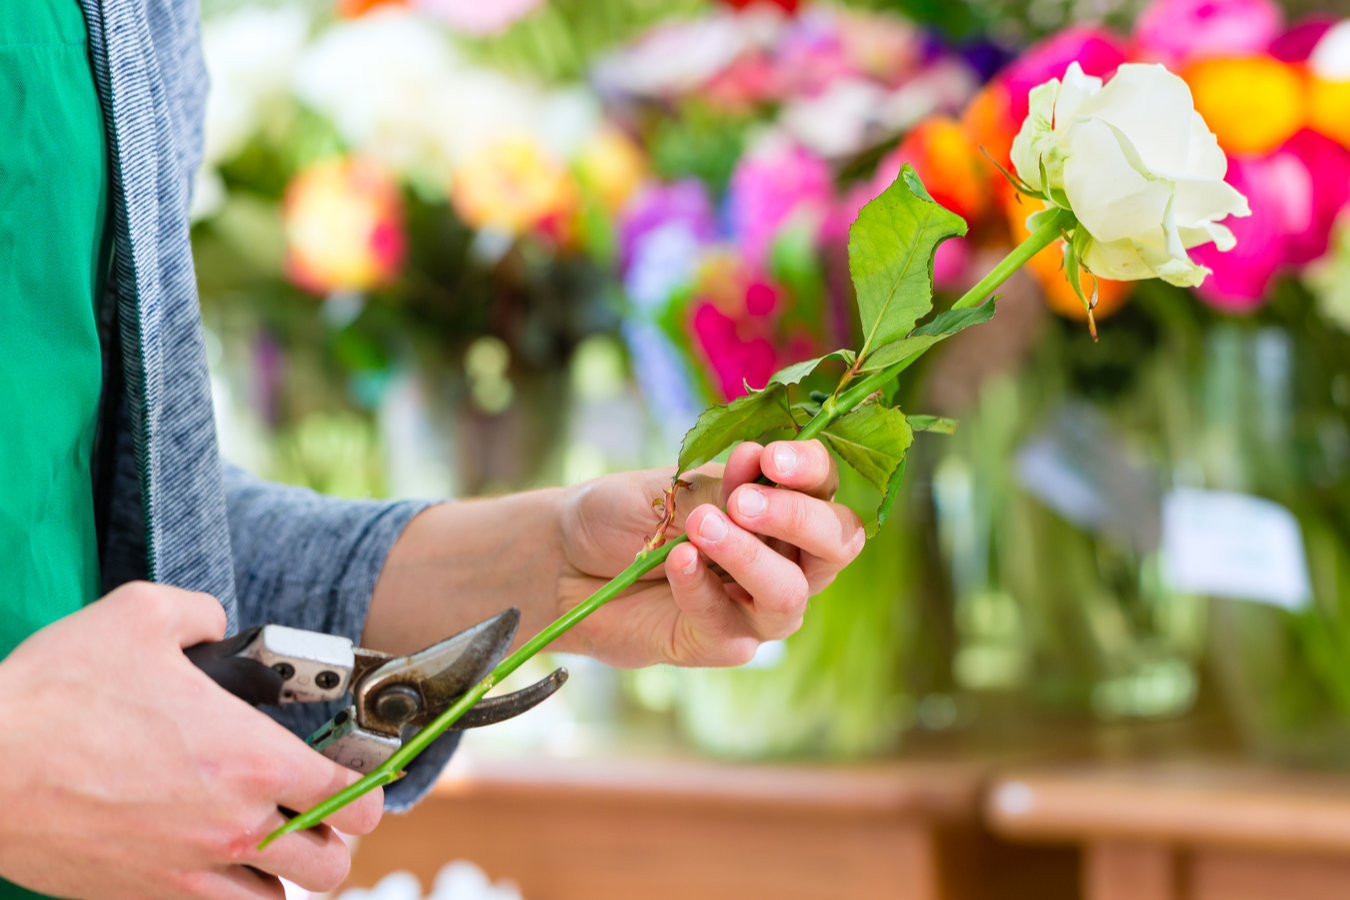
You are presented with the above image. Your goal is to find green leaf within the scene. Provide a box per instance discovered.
[861,298,998,371]
[907,415,958,434]
[875,459,907,535]
[821,404,914,536]
[849,164,968,361]
[767,349,856,387]
[675,385,795,477]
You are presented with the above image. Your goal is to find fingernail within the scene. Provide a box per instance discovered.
[773,443,798,475]
[680,552,699,576]
[699,511,728,543]
[737,487,767,517]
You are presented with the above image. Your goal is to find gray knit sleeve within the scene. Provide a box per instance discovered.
[221,463,459,811]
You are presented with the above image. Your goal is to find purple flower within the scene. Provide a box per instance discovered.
[726,140,833,268]
[618,180,717,276]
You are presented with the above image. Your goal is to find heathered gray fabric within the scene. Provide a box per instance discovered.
[79,0,456,810]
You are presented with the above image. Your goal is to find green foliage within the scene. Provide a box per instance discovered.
[674,384,795,478]
[863,299,998,370]
[849,164,968,359]
[908,415,958,434]
[821,404,914,535]
[768,350,857,387]
[649,102,750,196]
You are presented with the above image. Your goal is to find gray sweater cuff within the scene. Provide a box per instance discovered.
[222,465,455,810]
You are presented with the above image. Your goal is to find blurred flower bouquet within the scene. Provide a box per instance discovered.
[193,2,657,497]
[923,0,1350,744]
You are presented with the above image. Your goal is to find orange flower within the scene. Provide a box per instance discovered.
[959,82,1020,209]
[336,0,405,18]
[892,117,989,223]
[283,157,406,295]
[1184,56,1307,154]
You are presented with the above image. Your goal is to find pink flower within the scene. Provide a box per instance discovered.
[1134,0,1284,65]
[691,302,779,399]
[1193,130,1350,311]
[727,141,834,268]
[1001,26,1129,124]
[412,0,541,35]
[773,13,858,96]
[1269,15,1339,63]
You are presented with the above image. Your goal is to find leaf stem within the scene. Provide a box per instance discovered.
[950,207,1071,311]
[260,205,1076,849]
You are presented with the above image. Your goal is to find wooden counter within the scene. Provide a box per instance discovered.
[986,762,1350,900]
[346,750,1076,900]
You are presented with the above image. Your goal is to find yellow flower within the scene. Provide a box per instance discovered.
[452,136,577,235]
[1184,56,1306,155]
[575,127,647,213]
[1310,77,1350,149]
[283,157,406,294]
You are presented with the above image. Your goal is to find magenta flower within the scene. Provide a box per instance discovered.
[727,141,834,268]
[1269,15,1338,63]
[691,302,779,399]
[773,12,857,97]
[1134,0,1284,65]
[1193,130,1350,312]
[1000,26,1129,124]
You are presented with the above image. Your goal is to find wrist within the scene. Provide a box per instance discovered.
[365,488,571,656]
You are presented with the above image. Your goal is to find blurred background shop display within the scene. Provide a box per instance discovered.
[197,0,1350,777]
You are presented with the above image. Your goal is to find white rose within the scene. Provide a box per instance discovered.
[1010,62,1250,288]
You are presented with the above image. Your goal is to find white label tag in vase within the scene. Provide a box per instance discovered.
[1161,488,1311,610]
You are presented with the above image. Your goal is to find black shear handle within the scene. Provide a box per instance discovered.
[185,626,285,707]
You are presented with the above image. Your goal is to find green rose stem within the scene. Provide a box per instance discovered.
[259,204,1073,850]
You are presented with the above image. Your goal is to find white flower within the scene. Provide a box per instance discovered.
[293,10,466,183]
[1011,62,1250,288]
[293,9,595,195]
[1310,20,1350,81]
[201,5,310,167]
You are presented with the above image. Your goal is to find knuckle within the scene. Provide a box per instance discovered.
[782,493,814,538]
[730,530,763,569]
[238,754,291,799]
[777,573,809,615]
[174,868,216,899]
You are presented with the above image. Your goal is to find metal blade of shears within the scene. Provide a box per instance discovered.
[353,608,520,736]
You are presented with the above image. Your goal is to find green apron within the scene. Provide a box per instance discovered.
[0,0,110,895]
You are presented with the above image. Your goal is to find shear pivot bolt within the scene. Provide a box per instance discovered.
[374,685,423,725]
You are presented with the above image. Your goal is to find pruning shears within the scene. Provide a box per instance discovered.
[185,609,566,773]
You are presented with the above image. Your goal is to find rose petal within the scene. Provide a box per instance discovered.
[1183,111,1228,180]
[1172,175,1250,229]
[1053,61,1103,133]
[1083,234,1154,281]
[1075,63,1195,174]
[1063,118,1174,243]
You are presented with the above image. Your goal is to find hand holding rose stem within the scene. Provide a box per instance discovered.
[258,204,1075,849]
[265,54,1251,851]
